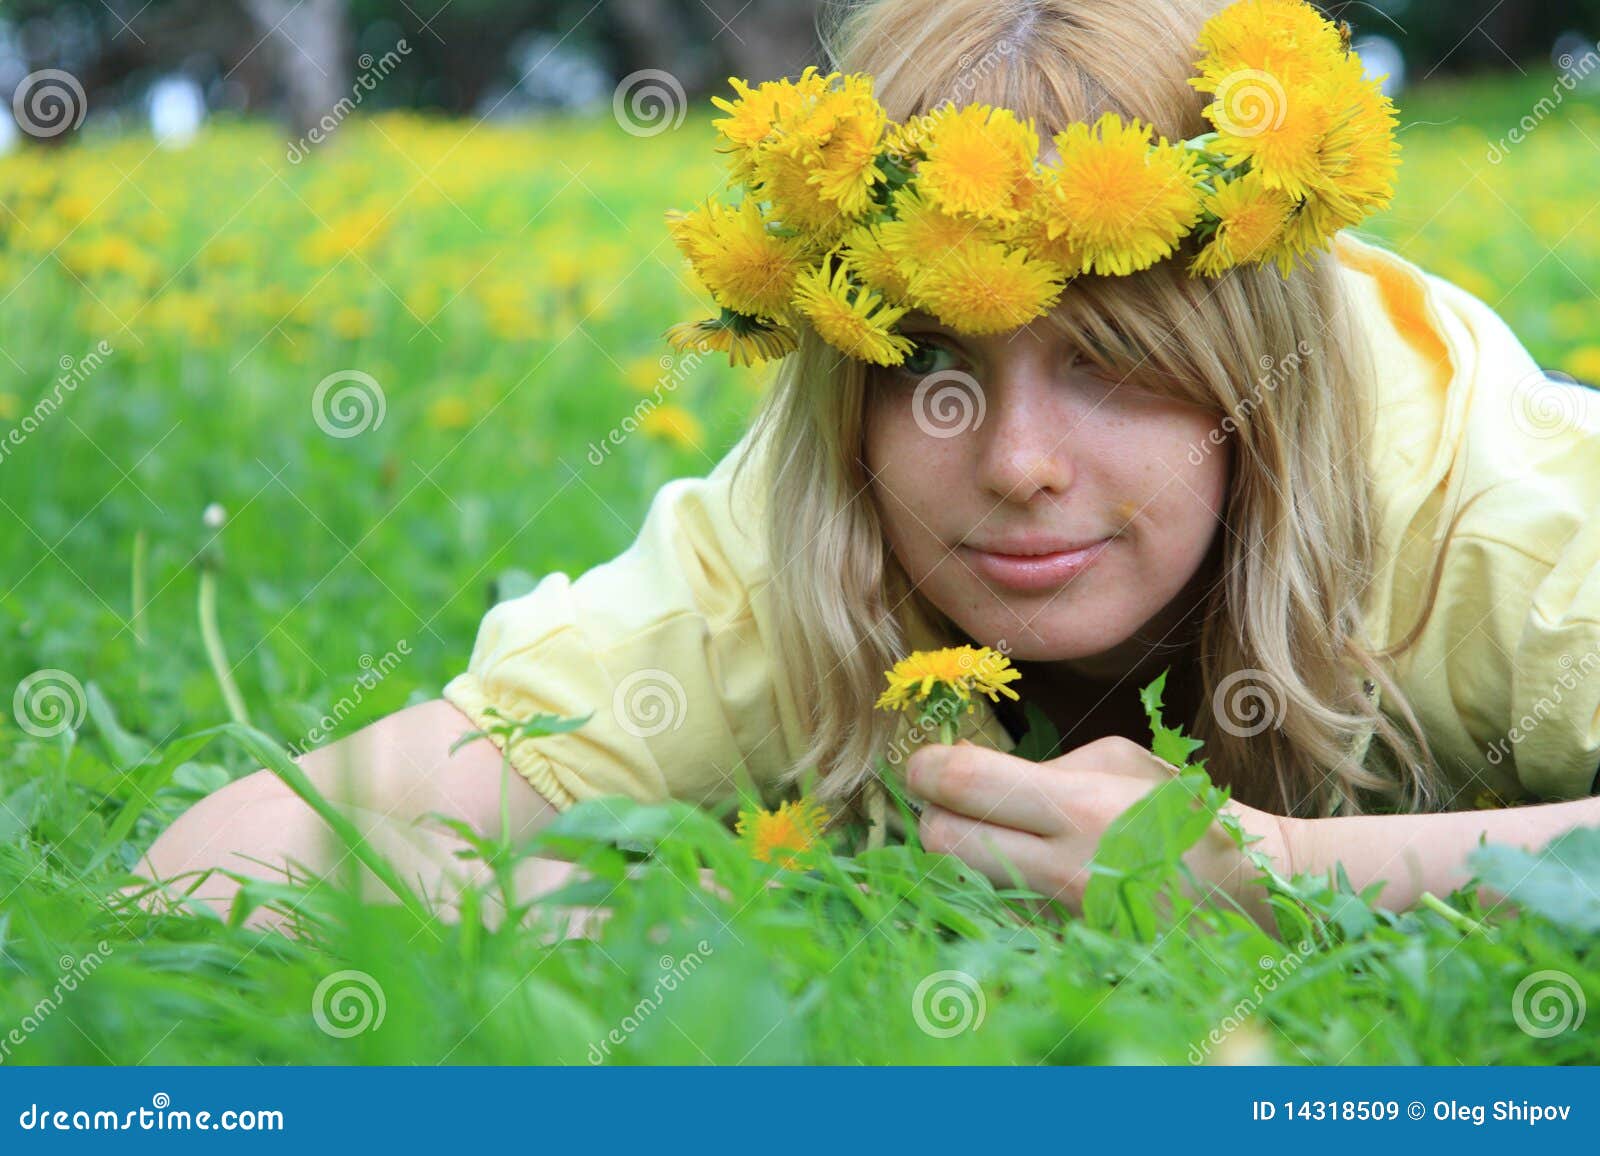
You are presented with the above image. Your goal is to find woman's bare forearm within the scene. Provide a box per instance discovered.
[1286,793,1600,911]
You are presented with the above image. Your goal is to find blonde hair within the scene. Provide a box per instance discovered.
[733,0,1452,822]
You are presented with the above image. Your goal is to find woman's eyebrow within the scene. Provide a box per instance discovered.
[897,314,956,334]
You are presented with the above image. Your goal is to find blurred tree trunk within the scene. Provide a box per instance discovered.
[703,0,821,83]
[609,0,821,91]
[241,0,351,138]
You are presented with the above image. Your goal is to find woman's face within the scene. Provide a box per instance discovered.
[863,310,1231,681]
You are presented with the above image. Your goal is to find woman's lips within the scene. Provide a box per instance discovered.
[958,537,1113,592]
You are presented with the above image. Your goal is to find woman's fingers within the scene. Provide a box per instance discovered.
[906,744,1069,835]
[918,803,1056,894]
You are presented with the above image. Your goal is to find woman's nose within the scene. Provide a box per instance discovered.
[973,363,1075,500]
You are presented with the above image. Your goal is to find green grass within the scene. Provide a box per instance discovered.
[1,72,1598,1064]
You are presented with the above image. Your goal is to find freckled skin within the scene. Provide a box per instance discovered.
[862,313,1231,691]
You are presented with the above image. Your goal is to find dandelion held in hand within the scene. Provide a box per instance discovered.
[736,797,829,869]
[875,645,1022,747]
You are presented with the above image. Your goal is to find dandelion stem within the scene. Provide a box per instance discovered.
[131,528,147,648]
[199,563,251,727]
[865,782,887,852]
[1418,889,1489,936]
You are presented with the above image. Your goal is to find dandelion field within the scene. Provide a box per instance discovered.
[2,71,1598,1065]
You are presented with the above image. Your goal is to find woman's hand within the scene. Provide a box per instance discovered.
[905,736,1295,929]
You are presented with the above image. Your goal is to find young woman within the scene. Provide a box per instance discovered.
[139,0,1600,933]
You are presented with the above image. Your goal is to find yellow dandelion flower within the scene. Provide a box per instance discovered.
[876,645,1023,713]
[1042,112,1203,276]
[639,403,705,451]
[667,198,812,318]
[753,146,856,244]
[1004,203,1086,273]
[1272,193,1352,273]
[883,113,934,162]
[711,68,832,179]
[795,74,888,217]
[839,222,913,304]
[877,187,1001,285]
[427,395,472,431]
[1189,169,1296,276]
[1189,0,1343,97]
[908,238,1065,335]
[916,103,1040,222]
[1562,346,1600,383]
[1203,71,1334,200]
[665,311,798,367]
[1298,53,1399,228]
[876,645,1022,745]
[736,797,830,869]
[790,259,915,366]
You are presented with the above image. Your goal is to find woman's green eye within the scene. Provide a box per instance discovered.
[902,339,947,376]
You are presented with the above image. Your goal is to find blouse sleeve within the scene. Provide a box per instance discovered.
[441,425,795,812]
[1505,505,1600,801]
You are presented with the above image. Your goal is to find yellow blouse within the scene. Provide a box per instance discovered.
[442,232,1600,813]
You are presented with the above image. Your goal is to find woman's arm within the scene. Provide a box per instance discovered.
[136,698,572,931]
[1285,792,1600,911]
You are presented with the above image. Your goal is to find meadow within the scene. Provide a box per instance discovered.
[1,68,1597,1064]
